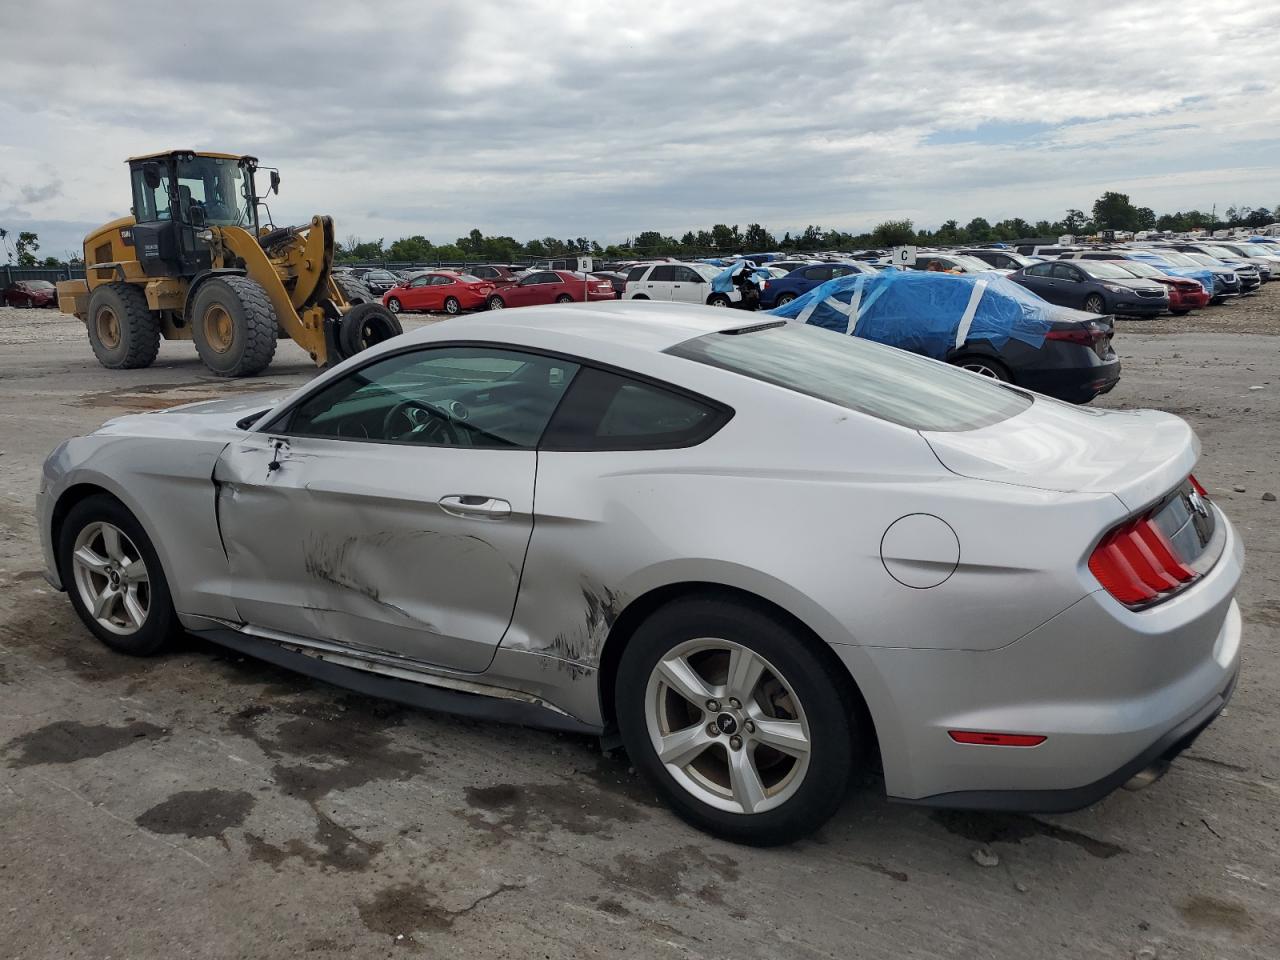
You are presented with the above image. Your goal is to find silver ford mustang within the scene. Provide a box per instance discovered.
[38,302,1243,845]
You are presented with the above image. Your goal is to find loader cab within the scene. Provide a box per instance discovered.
[128,151,260,277]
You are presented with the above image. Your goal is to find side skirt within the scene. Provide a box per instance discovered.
[194,626,602,736]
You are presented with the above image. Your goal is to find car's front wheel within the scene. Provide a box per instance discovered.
[443,296,461,315]
[386,297,402,314]
[58,494,179,656]
[1083,293,1106,314]
[616,596,860,846]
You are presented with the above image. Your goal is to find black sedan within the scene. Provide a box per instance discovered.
[1009,260,1168,317]
[347,268,402,295]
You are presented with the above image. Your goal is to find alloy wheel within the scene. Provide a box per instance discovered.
[644,638,811,814]
[71,521,150,636]
[960,360,1002,378]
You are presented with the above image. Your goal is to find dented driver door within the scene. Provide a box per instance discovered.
[211,432,536,673]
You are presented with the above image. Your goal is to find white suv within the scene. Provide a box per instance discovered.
[623,263,741,306]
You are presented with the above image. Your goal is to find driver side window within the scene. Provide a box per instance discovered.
[281,347,580,449]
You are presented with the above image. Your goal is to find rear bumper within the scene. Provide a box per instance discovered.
[851,510,1243,809]
[896,666,1237,813]
[1018,357,1121,403]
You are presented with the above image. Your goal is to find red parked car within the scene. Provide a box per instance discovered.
[1105,260,1211,315]
[485,270,616,310]
[3,279,58,308]
[382,272,495,316]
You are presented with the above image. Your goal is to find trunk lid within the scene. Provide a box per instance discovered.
[922,400,1198,512]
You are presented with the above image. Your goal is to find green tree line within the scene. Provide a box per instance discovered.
[335,192,1277,263]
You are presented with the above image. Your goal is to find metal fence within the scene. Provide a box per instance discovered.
[2,264,86,285]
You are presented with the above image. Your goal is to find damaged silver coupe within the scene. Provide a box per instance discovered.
[39,302,1242,844]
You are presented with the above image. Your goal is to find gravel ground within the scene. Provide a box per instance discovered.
[0,291,1277,960]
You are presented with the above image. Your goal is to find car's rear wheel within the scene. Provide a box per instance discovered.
[58,494,179,656]
[707,294,731,307]
[775,293,796,306]
[1083,293,1106,314]
[555,294,574,303]
[952,354,1012,382]
[487,295,505,310]
[443,296,461,315]
[616,596,859,846]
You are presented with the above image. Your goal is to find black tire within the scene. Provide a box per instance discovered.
[554,294,574,303]
[1083,293,1106,314]
[775,292,796,306]
[190,276,278,377]
[386,296,403,314]
[334,273,374,306]
[443,296,461,315]
[58,494,179,657]
[616,595,860,846]
[338,302,403,358]
[707,294,731,308]
[1170,309,1190,316]
[487,295,505,310]
[86,283,161,370]
[951,354,1013,382]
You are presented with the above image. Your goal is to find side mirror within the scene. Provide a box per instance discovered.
[188,205,206,227]
[270,170,281,195]
[142,162,162,190]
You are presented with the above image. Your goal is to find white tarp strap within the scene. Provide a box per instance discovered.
[955,278,988,348]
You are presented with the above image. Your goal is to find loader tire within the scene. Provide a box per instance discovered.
[191,276,278,378]
[334,273,374,306]
[338,302,402,359]
[86,283,161,370]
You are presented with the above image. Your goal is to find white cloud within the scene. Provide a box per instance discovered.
[2,0,1278,256]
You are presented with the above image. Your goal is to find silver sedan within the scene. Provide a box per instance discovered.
[38,302,1243,844]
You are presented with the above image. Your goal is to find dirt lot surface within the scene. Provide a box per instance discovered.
[1,293,1278,960]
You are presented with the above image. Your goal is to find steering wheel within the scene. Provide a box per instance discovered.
[382,398,460,444]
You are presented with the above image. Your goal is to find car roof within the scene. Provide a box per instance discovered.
[400,301,748,355]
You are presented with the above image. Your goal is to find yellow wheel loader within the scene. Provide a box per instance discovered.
[56,150,402,377]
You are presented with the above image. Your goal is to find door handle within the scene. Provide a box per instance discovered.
[439,495,512,520]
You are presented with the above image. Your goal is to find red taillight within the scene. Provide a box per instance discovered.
[948,731,1046,747]
[1045,326,1103,345]
[1189,473,1209,497]
[1088,505,1201,608]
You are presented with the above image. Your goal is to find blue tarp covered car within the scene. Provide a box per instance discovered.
[766,269,1056,360]
[764,269,1121,403]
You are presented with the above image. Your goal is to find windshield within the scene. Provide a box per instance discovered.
[667,322,1031,432]
[948,255,994,272]
[175,156,254,227]
[1184,253,1220,266]
[1201,246,1238,259]
[1146,251,1198,266]
[1078,261,1135,279]
[1114,261,1161,278]
[25,280,56,290]
[1239,244,1276,257]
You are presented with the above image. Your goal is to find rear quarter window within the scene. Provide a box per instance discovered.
[667,323,1031,432]
[541,367,731,450]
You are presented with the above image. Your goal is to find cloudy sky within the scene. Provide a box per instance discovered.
[3,0,1279,259]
